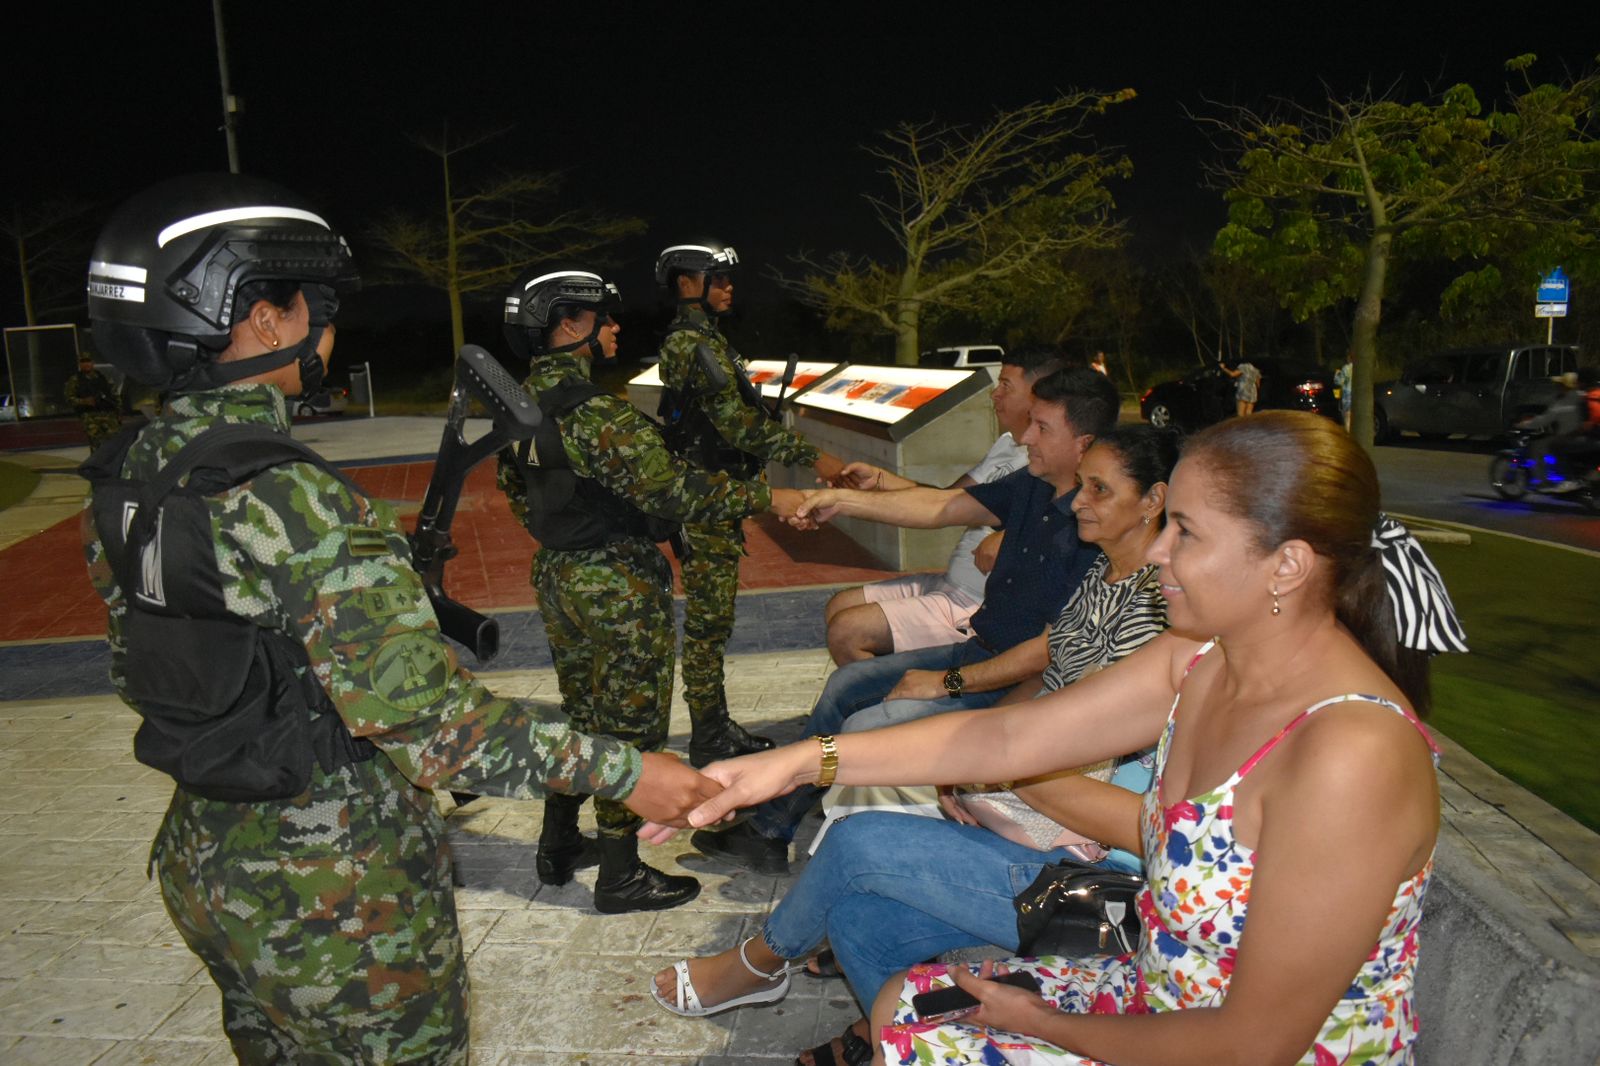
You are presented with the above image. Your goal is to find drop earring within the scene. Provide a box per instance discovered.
[1271,585,1281,616]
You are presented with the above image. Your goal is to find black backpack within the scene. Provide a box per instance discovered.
[81,422,377,802]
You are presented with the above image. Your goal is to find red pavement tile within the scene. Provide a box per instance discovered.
[0,458,905,643]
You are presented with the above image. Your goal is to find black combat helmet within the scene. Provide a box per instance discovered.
[87,173,358,390]
[503,265,620,359]
[655,241,739,315]
[654,240,739,288]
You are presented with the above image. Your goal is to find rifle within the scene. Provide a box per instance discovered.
[766,350,800,418]
[410,344,541,663]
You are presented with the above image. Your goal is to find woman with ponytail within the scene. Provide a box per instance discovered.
[650,411,1464,1066]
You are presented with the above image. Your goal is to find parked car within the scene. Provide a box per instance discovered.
[1139,357,1337,430]
[917,344,1005,370]
[293,386,349,418]
[0,392,33,421]
[1374,344,1582,441]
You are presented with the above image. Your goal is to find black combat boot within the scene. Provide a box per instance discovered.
[535,794,598,887]
[689,714,776,768]
[592,834,700,914]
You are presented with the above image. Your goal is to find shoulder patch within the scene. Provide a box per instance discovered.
[360,586,419,620]
[346,526,391,557]
[370,632,451,711]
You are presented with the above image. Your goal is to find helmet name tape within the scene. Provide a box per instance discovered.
[157,205,331,249]
[88,280,147,303]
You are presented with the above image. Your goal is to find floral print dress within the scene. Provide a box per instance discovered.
[882,641,1439,1066]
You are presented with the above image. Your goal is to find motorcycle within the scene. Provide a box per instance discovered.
[1489,428,1600,513]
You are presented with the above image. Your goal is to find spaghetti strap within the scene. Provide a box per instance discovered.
[1236,693,1438,781]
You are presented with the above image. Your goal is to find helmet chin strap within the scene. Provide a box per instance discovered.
[676,273,726,317]
[542,317,607,362]
[179,283,336,393]
[177,326,326,393]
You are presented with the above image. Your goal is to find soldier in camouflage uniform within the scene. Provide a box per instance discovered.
[64,352,121,448]
[495,266,806,913]
[654,241,846,766]
[81,175,719,1065]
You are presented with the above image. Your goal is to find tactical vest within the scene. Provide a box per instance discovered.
[513,380,679,550]
[80,422,378,803]
[656,323,767,478]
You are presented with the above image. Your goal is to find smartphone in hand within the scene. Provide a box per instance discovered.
[910,970,1041,1024]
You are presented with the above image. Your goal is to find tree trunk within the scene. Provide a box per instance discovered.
[447,285,465,359]
[1348,229,1392,449]
[441,124,463,359]
[14,232,35,327]
[892,275,921,366]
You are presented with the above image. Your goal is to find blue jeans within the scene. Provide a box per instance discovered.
[745,640,1000,843]
[761,811,1138,1010]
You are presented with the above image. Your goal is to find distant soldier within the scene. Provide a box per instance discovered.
[654,240,846,765]
[65,352,121,447]
[82,174,719,1064]
[496,266,807,912]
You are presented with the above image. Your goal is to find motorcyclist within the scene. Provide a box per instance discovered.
[1518,368,1600,487]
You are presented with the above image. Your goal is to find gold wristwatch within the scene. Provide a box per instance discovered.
[943,667,964,698]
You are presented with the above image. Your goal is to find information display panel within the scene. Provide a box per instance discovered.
[628,360,841,399]
[626,359,843,416]
[794,364,968,425]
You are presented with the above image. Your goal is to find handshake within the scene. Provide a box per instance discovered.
[766,459,890,531]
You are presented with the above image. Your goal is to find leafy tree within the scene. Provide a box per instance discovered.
[369,125,645,356]
[1207,55,1600,445]
[785,91,1134,365]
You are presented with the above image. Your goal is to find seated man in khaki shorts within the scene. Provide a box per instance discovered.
[823,346,1062,664]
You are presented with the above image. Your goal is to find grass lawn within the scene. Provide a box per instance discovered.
[0,460,41,512]
[1421,529,1600,832]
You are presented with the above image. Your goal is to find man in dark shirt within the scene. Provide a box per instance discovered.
[690,365,1121,873]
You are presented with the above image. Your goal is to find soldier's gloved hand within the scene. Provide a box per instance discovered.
[625,752,724,834]
[684,742,817,829]
[768,488,809,519]
[813,452,848,486]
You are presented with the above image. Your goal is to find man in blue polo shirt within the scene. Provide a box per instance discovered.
[690,365,1121,873]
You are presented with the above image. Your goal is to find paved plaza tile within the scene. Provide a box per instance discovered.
[0,653,864,1064]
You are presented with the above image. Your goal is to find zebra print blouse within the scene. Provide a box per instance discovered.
[1039,554,1167,693]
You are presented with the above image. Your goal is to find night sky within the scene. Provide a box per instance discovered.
[6,3,1599,360]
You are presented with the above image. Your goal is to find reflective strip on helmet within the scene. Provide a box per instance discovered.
[89,260,148,283]
[522,269,605,291]
[157,205,332,248]
[659,244,738,266]
[87,280,146,303]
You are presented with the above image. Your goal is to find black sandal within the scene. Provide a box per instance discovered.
[796,1020,872,1066]
[803,947,843,979]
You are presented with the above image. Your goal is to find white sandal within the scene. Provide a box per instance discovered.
[650,937,800,1017]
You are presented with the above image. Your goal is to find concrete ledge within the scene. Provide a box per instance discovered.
[1417,851,1600,1065]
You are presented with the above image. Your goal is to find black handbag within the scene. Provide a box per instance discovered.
[1014,862,1145,957]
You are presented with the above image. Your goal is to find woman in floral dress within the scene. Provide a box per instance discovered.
[647,412,1461,1066]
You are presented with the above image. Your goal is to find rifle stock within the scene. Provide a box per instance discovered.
[410,345,540,662]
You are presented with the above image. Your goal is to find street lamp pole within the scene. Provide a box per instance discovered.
[212,0,241,173]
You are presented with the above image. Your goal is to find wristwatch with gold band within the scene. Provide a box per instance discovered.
[943,667,964,698]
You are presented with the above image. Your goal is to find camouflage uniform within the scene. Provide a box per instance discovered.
[83,383,643,1065]
[657,306,818,731]
[496,350,768,838]
[65,366,121,448]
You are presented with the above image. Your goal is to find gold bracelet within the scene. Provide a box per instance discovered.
[816,735,839,789]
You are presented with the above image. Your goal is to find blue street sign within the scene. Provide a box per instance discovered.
[1537,267,1570,304]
